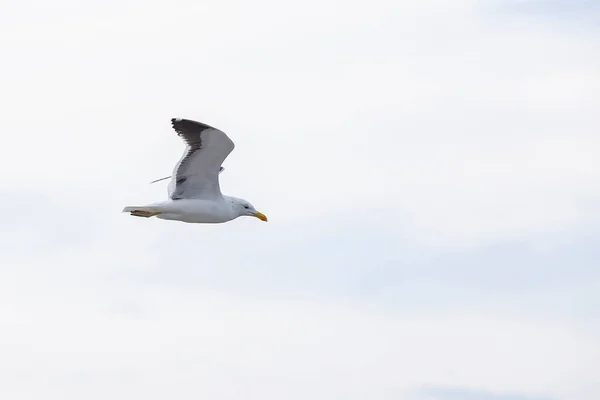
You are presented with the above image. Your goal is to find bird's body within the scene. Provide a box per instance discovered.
[122,118,267,224]
[130,198,233,223]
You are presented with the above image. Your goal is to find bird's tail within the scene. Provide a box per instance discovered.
[122,206,163,218]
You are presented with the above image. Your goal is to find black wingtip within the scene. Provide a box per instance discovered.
[170,118,216,134]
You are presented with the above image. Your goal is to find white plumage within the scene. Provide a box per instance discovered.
[122,118,267,224]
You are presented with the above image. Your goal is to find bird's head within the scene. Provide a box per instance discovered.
[231,197,268,222]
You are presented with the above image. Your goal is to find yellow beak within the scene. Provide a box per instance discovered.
[253,211,268,222]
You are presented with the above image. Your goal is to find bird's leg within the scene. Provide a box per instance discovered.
[129,210,162,218]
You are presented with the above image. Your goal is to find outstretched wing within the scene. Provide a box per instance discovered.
[167,118,235,200]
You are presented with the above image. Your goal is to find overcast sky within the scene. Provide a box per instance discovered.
[0,0,598,399]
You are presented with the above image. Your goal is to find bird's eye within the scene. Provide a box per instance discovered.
[244,205,249,209]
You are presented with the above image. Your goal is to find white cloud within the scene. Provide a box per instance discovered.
[0,281,596,400]
[2,0,598,244]
[0,0,599,399]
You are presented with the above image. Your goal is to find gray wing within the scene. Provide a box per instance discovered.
[167,118,235,200]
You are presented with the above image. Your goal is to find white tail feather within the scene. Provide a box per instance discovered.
[122,206,164,218]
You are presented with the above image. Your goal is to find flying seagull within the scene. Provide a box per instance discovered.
[122,118,268,224]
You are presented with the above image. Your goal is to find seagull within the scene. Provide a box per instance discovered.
[122,118,268,224]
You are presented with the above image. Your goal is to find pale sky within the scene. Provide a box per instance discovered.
[0,0,599,399]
